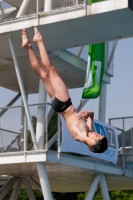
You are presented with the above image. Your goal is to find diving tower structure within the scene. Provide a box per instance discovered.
[0,0,133,200]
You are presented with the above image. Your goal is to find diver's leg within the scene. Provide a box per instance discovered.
[22,29,55,100]
[33,27,70,102]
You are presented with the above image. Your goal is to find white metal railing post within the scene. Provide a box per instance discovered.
[36,0,40,13]
[99,174,110,200]
[76,0,79,5]
[24,106,27,151]
[85,174,101,200]
[16,0,30,18]
[8,36,38,150]
[44,0,53,12]
[98,82,107,122]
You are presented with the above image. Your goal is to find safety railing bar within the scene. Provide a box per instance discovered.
[116,127,123,132]
[109,116,133,120]
[0,128,20,135]
[0,102,52,110]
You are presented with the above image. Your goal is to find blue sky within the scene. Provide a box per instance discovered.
[0,37,133,124]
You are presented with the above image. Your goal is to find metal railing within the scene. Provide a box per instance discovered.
[0,0,85,22]
[0,103,60,153]
[109,116,133,167]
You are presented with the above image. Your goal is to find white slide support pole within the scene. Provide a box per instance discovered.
[10,178,23,200]
[36,80,47,149]
[98,82,107,122]
[37,163,53,200]
[99,174,110,200]
[24,179,36,200]
[85,174,101,200]
[8,36,38,150]
[44,0,53,12]
[16,0,30,18]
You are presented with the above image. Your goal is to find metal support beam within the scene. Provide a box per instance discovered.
[76,46,84,56]
[99,174,110,200]
[93,187,100,200]
[2,135,19,152]
[0,2,4,16]
[0,177,18,200]
[27,177,42,192]
[37,163,53,200]
[8,36,38,150]
[76,0,79,5]
[36,0,40,13]
[85,174,101,200]
[21,97,28,151]
[10,178,23,200]
[44,0,53,12]
[36,80,47,149]
[107,40,118,71]
[16,0,30,18]
[0,93,21,117]
[24,179,36,200]
[98,82,107,122]
[51,50,86,71]
[24,104,27,151]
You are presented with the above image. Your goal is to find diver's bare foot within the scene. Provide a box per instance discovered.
[33,27,42,43]
[22,29,31,49]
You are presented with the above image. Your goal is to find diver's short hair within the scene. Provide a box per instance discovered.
[94,137,108,153]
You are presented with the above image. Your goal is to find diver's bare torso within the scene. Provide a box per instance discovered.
[61,105,89,139]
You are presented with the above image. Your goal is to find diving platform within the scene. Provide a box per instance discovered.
[0,0,133,50]
[0,150,133,192]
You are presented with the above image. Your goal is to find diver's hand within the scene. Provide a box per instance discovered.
[79,111,94,119]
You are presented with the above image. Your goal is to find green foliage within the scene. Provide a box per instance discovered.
[77,193,86,200]
[48,112,58,151]
[88,0,106,3]
[27,113,58,151]
[3,188,44,200]
[95,190,133,200]
[52,192,85,200]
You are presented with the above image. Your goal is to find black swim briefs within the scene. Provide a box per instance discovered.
[51,97,72,112]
